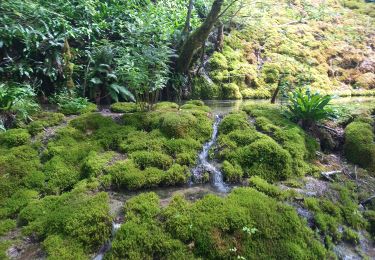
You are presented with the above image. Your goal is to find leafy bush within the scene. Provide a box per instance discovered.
[344,121,375,170]
[0,128,30,147]
[285,88,333,128]
[0,83,39,129]
[52,91,97,115]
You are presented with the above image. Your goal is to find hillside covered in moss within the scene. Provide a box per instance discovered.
[192,0,375,99]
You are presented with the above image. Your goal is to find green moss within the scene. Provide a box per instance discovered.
[0,128,30,147]
[180,103,211,112]
[364,210,375,239]
[59,102,97,115]
[164,164,190,185]
[81,151,115,178]
[237,138,292,182]
[131,151,172,170]
[0,189,38,219]
[19,190,112,253]
[43,156,81,194]
[209,52,228,70]
[70,113,116,133]
[241,88,271,99]
[152,102,179,111]
[110,102,138,113]
[222,160,243,183]
[119,130,166,153]
[93,125,135,150]
[248,176,282,197]
[0,219,16,236]
[191,77,220,99]
[342,227,360,245]
[219,112,251,135]
[221,83,242,99]
[344,121,375,170]
[0,241,11,260]
[43,235,86,260]
[27,112,65,135]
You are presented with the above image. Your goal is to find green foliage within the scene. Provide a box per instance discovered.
[110,102,138,113]
[342,227,360,245]
[285,88,333,127]
[0,189,38,219]
[81,151,115,178]
[0,83,39,128]
[19,190,112,253]
[0,219,16,236]
[52,91,97,115]
[221,83,242,99]
[70,113,116,132]
[344,121,375,170]
[0,128,30,147]
[152,102,179,111]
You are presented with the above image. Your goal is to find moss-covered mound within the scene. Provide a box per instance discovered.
[217,104,318,182]
[110,102,138,113]
[107,188,328,259]
[344,121,375,170]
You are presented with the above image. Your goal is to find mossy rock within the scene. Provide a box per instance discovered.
[222,160,243,183]
[0,128,30,147]
[28,112,65,135]
[248,176,282,198]
[219,112,251,135]
[344,121,375,170]
[108,188,328,259]
[110,102,138,113]
[152,102,179,111]
[60,102,97,115]
[70,113,116,132]
[209,52,228,70]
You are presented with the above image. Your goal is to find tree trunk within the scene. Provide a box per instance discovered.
[271,86,279,104]
[176,0,224,73]
[215,22,224,52]
[183,0,194,36]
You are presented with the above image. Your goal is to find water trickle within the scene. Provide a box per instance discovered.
[192,115,229,193]
[93,222,121,260]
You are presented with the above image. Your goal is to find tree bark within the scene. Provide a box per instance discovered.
[215,22,224,52]
[176,0,224,73]
[182,0,194,36]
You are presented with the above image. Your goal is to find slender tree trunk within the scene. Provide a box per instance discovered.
[176,0,224,73]
[215,22,224,52]
[271,86,279,104]
[183,0,194,36]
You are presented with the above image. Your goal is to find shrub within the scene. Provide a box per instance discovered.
[219,112,251,135]
[237,139,292,182]
[131,151,172,170]
[222,160,243,183]
[285,88,333,128]
[0,219,16,236]
[344,121,375,170]
[53,92,97,115]
[110,102,138,113]
[0,128,30,147]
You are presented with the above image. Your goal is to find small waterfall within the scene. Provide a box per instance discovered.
[93,222,121,260]
[192,115,229,193]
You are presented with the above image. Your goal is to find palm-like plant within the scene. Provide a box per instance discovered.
[285,88,333,129]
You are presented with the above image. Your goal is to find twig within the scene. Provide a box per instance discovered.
[321,170,341,182]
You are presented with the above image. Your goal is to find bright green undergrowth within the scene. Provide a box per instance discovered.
[217,104,318,182]
[106,189,328,259]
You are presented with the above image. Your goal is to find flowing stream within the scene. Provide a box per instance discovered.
[93,222,121,260]
[191,115,229,193]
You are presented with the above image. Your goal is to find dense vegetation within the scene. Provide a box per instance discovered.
[1,0,375,259]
